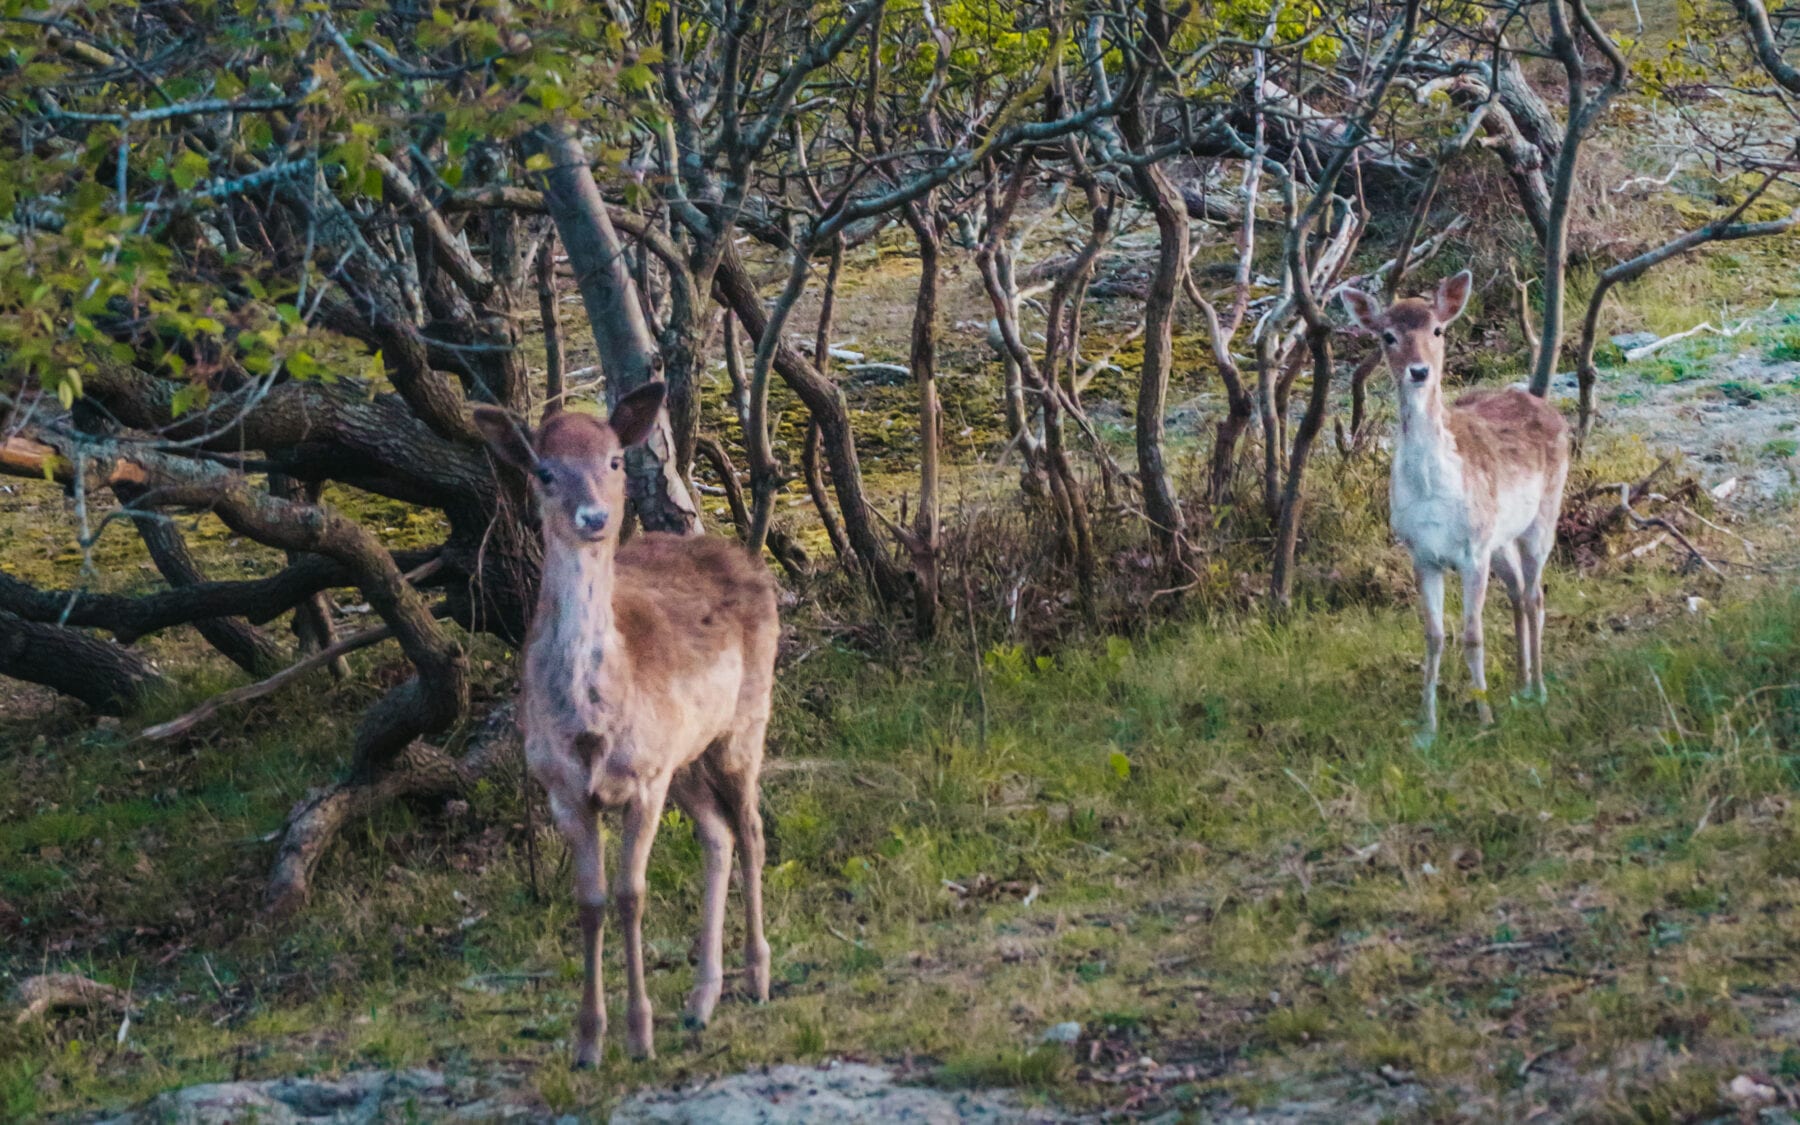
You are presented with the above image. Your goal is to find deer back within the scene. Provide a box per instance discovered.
[1445,390,1570,513]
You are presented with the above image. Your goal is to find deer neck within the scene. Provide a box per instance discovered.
[530,539,622,687]
[1393,377,1462,496]
[1396,376,1451,449]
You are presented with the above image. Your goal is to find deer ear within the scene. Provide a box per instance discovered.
[608,381,666,448]
[1340,287,1382,332]
[1435,270,1473,324]
[472,405,538,473]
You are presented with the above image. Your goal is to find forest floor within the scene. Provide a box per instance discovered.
[6,205,1800,1122]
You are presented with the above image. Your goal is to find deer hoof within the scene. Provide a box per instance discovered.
[625,1009,654,1060]
[747,943,772,1003]
[683,981,720,1029]
[573,1040,601,1070]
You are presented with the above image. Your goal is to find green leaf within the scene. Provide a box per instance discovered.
[170,149,211,192]
[620,61,653,92]
[525,152,553,173]
[1107,750,1131,781]
[169,383,210,418]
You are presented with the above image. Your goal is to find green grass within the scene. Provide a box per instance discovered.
[6,551,1800,1119]
[1765,331,1800,364]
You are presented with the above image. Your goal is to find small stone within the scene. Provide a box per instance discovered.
[1727,1074,1776,1109]
[1728,1072,1771,1108]
[1041,1021,1082,1044]
[1612,331,1659,350]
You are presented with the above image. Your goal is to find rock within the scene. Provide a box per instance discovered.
[92,1070,538,1124]
[12,973,132,1024]
[1612,332,1659,351]
[1726,1074,1777,1110]
[1041,1021,1082,1044]
[610,1061,1073,1124]
[91,1064,1074,1124]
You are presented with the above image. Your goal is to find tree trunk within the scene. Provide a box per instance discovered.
[537,231,565,415]
[1124,159,1189,562]
[1529,0,1628,398]
[0,610,167,715]
[902,204,943,640]
[128,501,286,677]
[531,124,699,534]
[266,475,348,679]
[802,239,854,567]
[1271,329,1334,607]
[802,419,852,565]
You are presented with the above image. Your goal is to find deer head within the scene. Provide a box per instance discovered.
[473,382,666,548]
[1340,270,1472,395]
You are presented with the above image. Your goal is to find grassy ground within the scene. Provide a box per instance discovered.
[4,496,1799,1121]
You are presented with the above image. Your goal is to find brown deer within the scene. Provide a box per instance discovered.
[473,382,779,1068]
[1340,272,1570,742]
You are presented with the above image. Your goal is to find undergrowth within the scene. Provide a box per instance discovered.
[4,528,1798,1119]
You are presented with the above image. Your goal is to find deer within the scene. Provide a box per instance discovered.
[472,381,779,1069]
[1340,271,1570,743]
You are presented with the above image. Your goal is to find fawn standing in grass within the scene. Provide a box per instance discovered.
[473,382,779,1069]
[1340,271,1570,741]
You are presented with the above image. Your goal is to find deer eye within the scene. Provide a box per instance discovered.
[1434,326,1444,337]
[610,456,623,471]
[1382,332,1397,346]
[533,466,554,487]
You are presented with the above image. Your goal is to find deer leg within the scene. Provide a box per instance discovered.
[1491,544,1529,695]
[551,794,607,1069]
[719,731,771,1003]
[1460,557,1494,725]
[672,774,733,1030]
[1416,565,1446,743]
[614,780,668,1060]
[1518,534,1550,701]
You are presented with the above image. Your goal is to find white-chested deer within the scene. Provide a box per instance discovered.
[473,382,778,1069]
[1340,272,1570,741]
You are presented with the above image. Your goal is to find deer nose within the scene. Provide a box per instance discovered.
[1407,363,1431,384]
[574,504,610,535]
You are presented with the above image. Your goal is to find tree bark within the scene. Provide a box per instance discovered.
[1730,0,1800,93]
[530,123,699,534]
[537,230,566,415]
[266,705,522,916]
[803,240,854,567]
[1529,0,1628,397]
[802,420,852,565]
[901,204,944,640]
[126,501,286,676]
[266,475,347,679]
[1123,158,1190,561]
[1271,331,1333,606]
[0,610,167,715]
